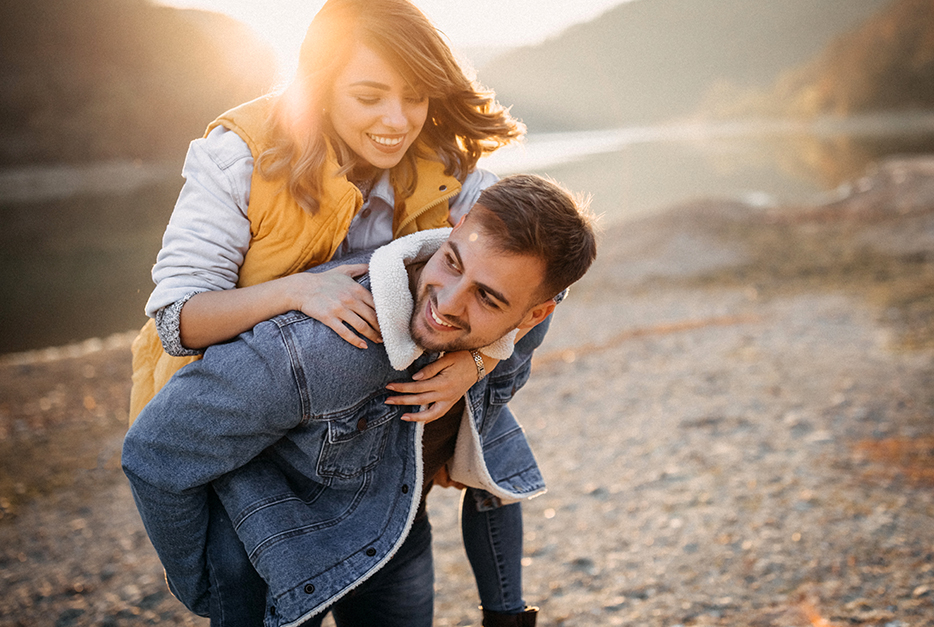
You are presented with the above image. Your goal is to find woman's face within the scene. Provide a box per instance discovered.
[327,43,429,170]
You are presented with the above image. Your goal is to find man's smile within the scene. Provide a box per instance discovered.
[427,299,458,330]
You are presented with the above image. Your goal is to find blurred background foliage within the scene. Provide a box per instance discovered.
[2,0,932,163]
[0,0,277,166]
[479,0,934,130]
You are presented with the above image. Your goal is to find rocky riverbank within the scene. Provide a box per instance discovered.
[1,156,933,626]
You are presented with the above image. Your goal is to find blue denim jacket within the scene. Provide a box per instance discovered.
[123,262,548,627]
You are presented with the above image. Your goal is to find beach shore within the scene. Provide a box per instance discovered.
[2,156,933,627]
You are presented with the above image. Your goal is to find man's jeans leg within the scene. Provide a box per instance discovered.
[301,515,434,627]
[461,489,526,613]
[206,488,267,627]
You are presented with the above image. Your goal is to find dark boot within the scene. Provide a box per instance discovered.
[481,606,538,626]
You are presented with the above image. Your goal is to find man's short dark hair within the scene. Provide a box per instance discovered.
[470,174,597,303]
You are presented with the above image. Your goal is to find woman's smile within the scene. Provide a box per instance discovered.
[328,44,429,169]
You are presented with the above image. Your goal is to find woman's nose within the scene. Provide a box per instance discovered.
[381,99,407,128]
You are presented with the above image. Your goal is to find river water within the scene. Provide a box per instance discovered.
[2,113,933,354]
[481,111,934,223]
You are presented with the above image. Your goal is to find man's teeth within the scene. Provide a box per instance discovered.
[369,134,403,147]
[431,307,455,328]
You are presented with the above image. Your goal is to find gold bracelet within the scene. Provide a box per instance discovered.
[469,349,486,382]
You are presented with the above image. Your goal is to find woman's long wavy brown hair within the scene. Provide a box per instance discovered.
[257,0,525,214]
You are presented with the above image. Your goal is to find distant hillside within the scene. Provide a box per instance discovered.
[0,0,277,166]
[477,0,890,131]
[700,0,934,119]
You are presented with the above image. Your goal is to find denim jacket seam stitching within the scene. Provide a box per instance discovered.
[279,327,312,421]
[253,470,374,572]
[481,425,524,447]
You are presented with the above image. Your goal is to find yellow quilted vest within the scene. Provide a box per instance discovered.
[129,96,461,423]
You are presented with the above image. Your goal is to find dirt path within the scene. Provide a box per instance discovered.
[2,158,933,627]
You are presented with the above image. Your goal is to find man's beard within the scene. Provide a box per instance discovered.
[409,289,475,353]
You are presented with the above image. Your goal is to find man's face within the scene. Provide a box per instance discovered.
[410,211,555,353]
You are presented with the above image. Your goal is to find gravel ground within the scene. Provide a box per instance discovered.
[2,158,933,627]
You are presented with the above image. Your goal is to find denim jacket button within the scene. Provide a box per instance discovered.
[357,417,368,431]
[401,484,409,494]
[304,583,315,594]
[366,547,377,557]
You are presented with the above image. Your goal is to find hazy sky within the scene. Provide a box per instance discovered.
[157,0,630,72]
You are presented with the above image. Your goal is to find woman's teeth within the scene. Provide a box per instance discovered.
[369,134,403,147]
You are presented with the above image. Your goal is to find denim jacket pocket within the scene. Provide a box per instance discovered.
[486,362,532,406]
[317,400,397,479]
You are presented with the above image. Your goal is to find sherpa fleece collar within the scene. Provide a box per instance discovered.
[368,228,518,370]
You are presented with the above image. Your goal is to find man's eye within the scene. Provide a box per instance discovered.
[478,290,499,309]
[356,96,379,105]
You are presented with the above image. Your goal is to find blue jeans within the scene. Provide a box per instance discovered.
[461,490,526,614]
[205,489,267,627]
[202,494,525,625]
[300,514,435,627]
[201,511,432,627]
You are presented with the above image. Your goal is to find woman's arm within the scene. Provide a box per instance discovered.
[148,126,381,351]
[178,265,379,350]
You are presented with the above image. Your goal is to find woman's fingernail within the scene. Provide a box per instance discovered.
[412,372,424,381]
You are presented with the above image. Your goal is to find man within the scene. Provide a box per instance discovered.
[123,174,597,627]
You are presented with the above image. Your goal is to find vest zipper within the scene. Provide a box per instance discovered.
[393,186,461,238]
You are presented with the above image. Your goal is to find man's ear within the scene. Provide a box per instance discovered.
[450,214,467,230]
[517,300,557,331]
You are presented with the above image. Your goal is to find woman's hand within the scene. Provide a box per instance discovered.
[432,465,465,490]
[179,263,378,350]
[288,264,381,349]
[385,350,497,423]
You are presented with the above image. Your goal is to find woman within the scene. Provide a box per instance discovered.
[130,0,522,424]
[130,0,538,625]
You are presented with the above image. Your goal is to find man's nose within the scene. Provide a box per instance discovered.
[435,282,467,316]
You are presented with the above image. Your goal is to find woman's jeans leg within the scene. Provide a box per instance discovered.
[461,488,526,613]
[206,488,268,627]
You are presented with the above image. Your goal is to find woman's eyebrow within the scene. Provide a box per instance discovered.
[349,80,391,90]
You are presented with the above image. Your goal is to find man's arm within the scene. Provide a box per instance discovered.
[122,319,304,613]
